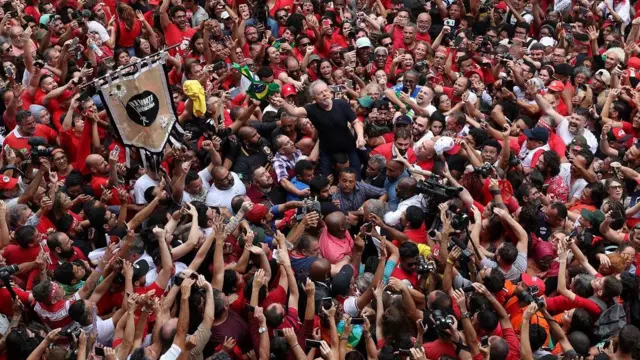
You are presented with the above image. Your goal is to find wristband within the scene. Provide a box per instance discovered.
[95,267,103,273]
[446,259,454,265]
[490,189,501,195]
[292,343,301,349]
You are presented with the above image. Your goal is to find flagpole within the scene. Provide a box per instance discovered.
[79,43,181,91]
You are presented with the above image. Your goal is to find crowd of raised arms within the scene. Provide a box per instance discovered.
[4,0,640,359]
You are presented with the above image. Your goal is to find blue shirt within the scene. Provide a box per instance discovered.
[286,177,310,201]
[384,171,409,211]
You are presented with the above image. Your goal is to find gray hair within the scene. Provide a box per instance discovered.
[355,272,373,294]
[574,66,592,78]
[374,46,388,56]
[369,154,386,170]
[309,80,327,98]
[364,199,387,218]
[9,204,29,227]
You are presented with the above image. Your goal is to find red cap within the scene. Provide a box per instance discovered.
[612,128,633,148]
[521,273,546,295]
[282,84,297,98]
[246,203,269,224]
[148,0,161,5]
[0,176,18,190]
[548,80,565,92]
[495,2,508,11]
[464,69,484,82]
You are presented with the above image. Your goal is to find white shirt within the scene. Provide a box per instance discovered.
[83,317,115,346]
[182,168,212,204]
[384,194,426,226]
[205,172,246,210]
[134,174,159,205]
[413,132,434,152]
[556,118,598,153]
[160,344,182,360]
[560,163,588,200]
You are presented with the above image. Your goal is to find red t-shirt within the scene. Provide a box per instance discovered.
[164,22,197,56]
[0,287,31,316]
[3,244,41,266]
[404,223,428,244]
[370,142,417,164]
[117,20,141,48]
[4,124,58,153]
[416,32,431,44]
[390,265,418,288]
[545,294,603,319]
[89,175,122,206]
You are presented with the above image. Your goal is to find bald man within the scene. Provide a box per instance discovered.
[319,211,355,264]
[416,13,431,43]
[86,151,120,205]
[415,139,436,171]
[384,177,426,226]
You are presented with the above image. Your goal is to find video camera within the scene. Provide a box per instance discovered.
[0,265,18,279]
[28,137,53,166]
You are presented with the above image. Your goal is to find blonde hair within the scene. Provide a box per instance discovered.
[600,252,632,276]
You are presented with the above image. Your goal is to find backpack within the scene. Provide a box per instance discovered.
[590,296,627,340]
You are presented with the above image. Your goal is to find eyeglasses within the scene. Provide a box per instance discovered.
[278,15,288,20]
[299,42,311,47]
[609,185,623,190]
[382,42,393,47]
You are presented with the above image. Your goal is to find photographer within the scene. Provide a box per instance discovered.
[471,283,520,360]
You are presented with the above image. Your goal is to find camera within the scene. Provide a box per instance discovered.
[518,286,545,309]
[432,309,454,331]
[498,53,513,65]
[28,137,53,165]
[0,265,19,279]
[61,322,82,339]
[474,163,493,178]
[415,175,463,227]
[417,256,436,275]
[414,61,428,73]
[296,198,321,220]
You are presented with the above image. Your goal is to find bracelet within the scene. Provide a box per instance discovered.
[446,259,454,265]
[340,336,348,341]
[292,343,301,349]
[490,189,501,195]
[95,267,103,273]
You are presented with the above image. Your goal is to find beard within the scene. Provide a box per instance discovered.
[59,248,76,259]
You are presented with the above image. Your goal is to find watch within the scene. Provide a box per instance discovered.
[258,327,267,334]
[461,312,471,319]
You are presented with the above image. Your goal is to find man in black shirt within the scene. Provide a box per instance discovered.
[273,80,366,177]
[229,126,274,181]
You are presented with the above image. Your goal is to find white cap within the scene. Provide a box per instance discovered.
[539,36,556,47]
[356,37,372,49]
[434,136,458,155]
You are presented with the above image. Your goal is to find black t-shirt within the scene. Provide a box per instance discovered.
[304,99,357,154]
[230,138,274,180]
[535,212,553,241]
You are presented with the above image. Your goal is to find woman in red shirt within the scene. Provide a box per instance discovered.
[115,3,141,53]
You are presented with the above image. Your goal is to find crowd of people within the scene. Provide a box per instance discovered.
[2,0,640,359]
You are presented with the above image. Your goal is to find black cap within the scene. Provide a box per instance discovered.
[554,63,572,77]
[524,127,549,143]
[331,264,354,297]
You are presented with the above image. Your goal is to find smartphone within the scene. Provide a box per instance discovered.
[5,67,13,77]
[94,347,105,357]
[444,19,455,27]
[322,297,333,310]
[364,223,373,233]
[306,339,323,348]
[462,285,475,293]
[329,85,343,92]
[481,336,489,347]
[274,329,284,337]
[398,349,412,355]
[113,145,120,157]
[350,317,365,325]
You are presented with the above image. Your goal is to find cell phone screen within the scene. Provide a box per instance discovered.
[306,339,322,348]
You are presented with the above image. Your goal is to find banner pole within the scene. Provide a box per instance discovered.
[79,43,181,91]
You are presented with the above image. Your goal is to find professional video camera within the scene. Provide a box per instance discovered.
[295,198,322,221]
[518,286,545,309]
[28,137,53,165]
[432,309,454,331]
[415,175,463,226]
[0,265,18,279]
